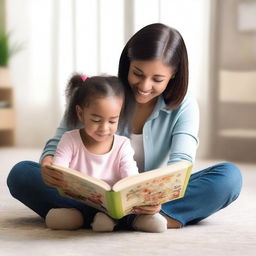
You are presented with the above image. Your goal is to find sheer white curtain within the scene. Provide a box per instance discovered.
[7,0,58,147]
[6,0,125,148]
[6,0,212,157]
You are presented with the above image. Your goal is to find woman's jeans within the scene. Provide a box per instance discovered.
[7,161,242,228]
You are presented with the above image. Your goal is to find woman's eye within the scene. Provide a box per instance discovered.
[153,79,164,83]
[133,71,143,77]
[133,71,163,82]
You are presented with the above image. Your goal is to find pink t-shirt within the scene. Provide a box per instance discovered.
[53,129,138,186]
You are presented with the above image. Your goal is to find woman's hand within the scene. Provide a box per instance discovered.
[41,156,64,187]
[133,204,161,215]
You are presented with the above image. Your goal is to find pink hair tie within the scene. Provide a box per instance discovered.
[81,75,87,81]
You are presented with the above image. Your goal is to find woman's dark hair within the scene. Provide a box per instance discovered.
[118,23,188,109]
[65,74,129,129]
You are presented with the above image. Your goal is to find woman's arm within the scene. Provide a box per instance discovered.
[39,117,70,163]
[168,95,199,164]
[52,132,74,167]
[134,96,199,214]
[41,132,73,187]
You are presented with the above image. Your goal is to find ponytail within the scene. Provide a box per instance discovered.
[65,74,85,99]
[64,74,86,128]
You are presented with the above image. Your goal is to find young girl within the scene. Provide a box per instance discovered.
[44,74,167,232]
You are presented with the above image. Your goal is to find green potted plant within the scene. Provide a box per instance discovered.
[0,30,22,86]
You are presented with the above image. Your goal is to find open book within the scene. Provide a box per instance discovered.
[46,161,192,219]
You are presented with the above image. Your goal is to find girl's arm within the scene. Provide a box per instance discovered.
[119,139,139,178]
[41,156,64,187]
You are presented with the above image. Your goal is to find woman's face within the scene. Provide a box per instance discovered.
[128,59,174,104]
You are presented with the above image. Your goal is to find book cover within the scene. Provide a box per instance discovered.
[46,160,192,219]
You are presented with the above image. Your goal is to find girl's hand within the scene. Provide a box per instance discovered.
[41,156,64,187]
[133,204,161,215]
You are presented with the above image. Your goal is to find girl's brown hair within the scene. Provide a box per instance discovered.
[64,74,128,130]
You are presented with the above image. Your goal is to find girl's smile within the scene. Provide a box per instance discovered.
[76,96,123,144]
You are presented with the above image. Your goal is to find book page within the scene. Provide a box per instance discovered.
[47,165,111,212]
[117,165,190,216]
[113,161,191,191]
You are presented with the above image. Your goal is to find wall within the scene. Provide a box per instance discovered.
[212,0,256,162]
[219,0,256,70]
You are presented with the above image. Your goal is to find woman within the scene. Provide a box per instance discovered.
[7,23,242,229]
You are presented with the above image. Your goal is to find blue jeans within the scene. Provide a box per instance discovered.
[6,161,242,228]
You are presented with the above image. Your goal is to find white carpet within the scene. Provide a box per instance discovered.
[0,148,256,256]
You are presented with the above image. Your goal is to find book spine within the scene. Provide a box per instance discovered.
[180,166,192,197]
[106,191,125,219]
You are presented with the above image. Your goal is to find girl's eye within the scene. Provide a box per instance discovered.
[91,119,101,123]
[109,121,117,124]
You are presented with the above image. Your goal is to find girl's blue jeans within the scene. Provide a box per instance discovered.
[6,161,242,228]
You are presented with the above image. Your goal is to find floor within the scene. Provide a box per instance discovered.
[0,148,256,256]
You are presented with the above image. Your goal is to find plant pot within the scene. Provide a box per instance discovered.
[0,67,12,87]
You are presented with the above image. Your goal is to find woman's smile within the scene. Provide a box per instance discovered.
[137,89,152,96]
[128,59,173,104]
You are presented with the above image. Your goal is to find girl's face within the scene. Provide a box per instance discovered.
[128,59,174,104]
[76,96,123,142]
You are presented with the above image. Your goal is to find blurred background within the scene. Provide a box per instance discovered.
[0,0,255,162]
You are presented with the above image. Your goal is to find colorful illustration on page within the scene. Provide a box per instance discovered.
[58,173,106,211]
[126,173,183,205]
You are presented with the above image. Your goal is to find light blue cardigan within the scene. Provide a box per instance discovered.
[40,93,199,172]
